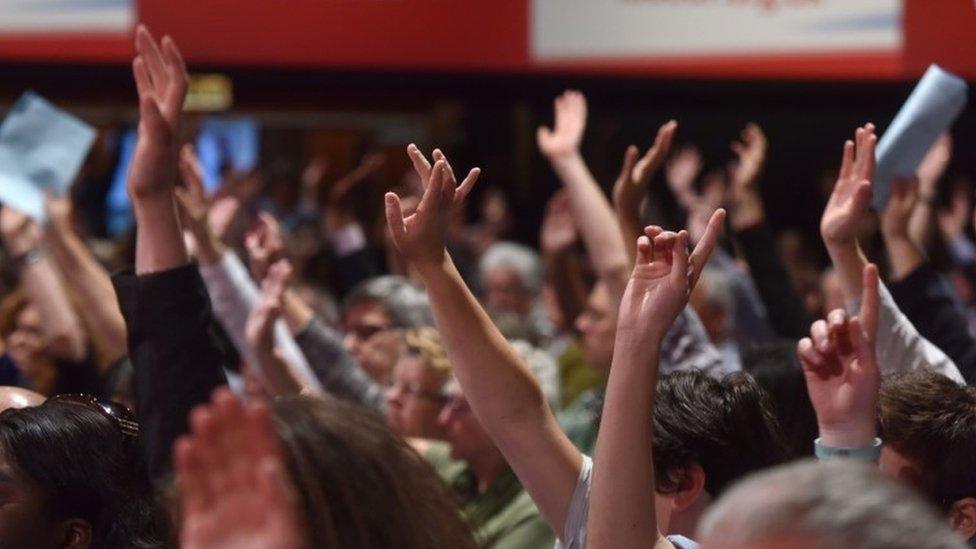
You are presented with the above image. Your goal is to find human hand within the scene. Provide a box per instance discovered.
[880,177,918,241]
[0,206,41,256]
[127,25,188,200]
[616,209,726,342]
[729,123,767,192]
[917,133,951,199]
[665,145,703,209]
[385,145,480,269]
[175,388,306,549]
[820,124,876,247]
[540,190,578,253]
[175,144,211,237]
[797,264,879,447]
[43,193,74,236]
[537,90,587,160]
[245,212,286,281]
[612,120,677,210]
[938,181,971,241]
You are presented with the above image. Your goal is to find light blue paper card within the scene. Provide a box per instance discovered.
[873,65,968,210]
[0,91,96,219]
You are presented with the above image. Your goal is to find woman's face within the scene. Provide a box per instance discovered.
[385,356,447,439]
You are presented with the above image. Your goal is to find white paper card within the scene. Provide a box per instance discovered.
[873,65,968,210]
[0,91,96,219]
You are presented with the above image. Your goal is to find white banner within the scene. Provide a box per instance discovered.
[0,0,134,34]
[532,0,902,60]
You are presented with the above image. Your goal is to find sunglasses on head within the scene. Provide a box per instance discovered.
[48,393,140,440]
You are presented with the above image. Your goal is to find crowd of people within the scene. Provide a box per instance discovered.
[0,26,973,548]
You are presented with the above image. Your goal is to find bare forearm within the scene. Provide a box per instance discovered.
[549,153,630,297]
[45,229,126,360]
[825,240,868,304]
[883,234,925,281]
[133,194,189,274]
[20,256,87,361]
[589,336,664,549]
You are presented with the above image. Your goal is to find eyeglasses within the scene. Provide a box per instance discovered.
[345,323,390,342]
[48,394,140,440]
[392,381,448,404]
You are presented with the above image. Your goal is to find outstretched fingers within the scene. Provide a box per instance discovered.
[688,208,726,288]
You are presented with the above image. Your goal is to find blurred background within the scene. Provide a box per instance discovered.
[0,0,974,256]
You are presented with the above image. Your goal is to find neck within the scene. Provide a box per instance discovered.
[667,491,711,538]
[468,447,509,493]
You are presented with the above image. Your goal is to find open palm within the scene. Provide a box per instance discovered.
[537,90,587,159]
[821,124,876,245]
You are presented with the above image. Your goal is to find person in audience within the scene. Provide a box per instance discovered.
[0,385,43,411]
[698,459,966,549]
[0,396,169,548]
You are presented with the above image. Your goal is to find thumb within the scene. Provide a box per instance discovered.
[385,192,407,247]
[618,145,639,182]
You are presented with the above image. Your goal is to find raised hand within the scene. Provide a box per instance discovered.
[175,388,306,549]
[938,181,971,241]
[128,25,188,200]
[245,212,286,281]
[665,145,703,209]
[536,90,587,160]
[612,120,677,211]
[0,206,40,256]
[385,145,480,268]
[821,124,876,246]
[797,264,880,447]
[917,133,951,199]
[729,123,767,191]
[881,177,918,240]
[539,190,578,254]
[617,208,726,338]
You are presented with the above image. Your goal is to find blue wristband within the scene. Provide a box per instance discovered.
[814,437,882,462]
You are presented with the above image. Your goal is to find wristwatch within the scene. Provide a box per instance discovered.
[814,437,883,462]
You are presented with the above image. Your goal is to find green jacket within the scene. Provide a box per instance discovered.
[426,442,555,549]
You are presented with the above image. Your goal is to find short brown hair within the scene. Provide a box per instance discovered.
[879,371,976,508]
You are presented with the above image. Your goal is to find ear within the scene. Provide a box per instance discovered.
[949,497,976,541]
[59,518,91,549]
[671,462,707,512]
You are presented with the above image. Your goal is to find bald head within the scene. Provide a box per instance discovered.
[0,386,44,412]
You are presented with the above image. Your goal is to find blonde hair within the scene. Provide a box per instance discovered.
[404,327,452,382]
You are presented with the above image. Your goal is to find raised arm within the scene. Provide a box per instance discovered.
[611,120,677,261]
[538,91,631,302]
[821,125,962,381]
[387,144,582,534]
[0,206,87,362]
[43,195,127,364]
[908,134,951,249]
[539,190,588,333]
[589,211,725,549]
[798,264,880,454]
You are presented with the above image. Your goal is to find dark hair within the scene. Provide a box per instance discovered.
[272,395,477,548]
[652,371,788,497]
[0,401,169,547]
[741,341,819,460]
[879,371,976,509]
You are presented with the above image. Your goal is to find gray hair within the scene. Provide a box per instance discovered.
[344,276,433,329]
[698,459,965,549]
[479,242,543,295]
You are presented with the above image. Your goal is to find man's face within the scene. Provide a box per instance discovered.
[574,282,616,373]
[485,266,532,317]
[385,356,447,439]
[342,301,400,383]
[437,396,497,464]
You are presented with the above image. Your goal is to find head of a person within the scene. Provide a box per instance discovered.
[0,290,50,376]
[385,327,452,439]
[479,242,542,318]
[272,396,476,549]
[574,281,616,373]
[879,371,976,541]
[342,276,432,380]
[0,398,168,548]
[651,371,788,534]
[689,267,734,346]
[437,379,504,469]
[698,459,965,549]
[741,341,818,460]
[0,387,43,413]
